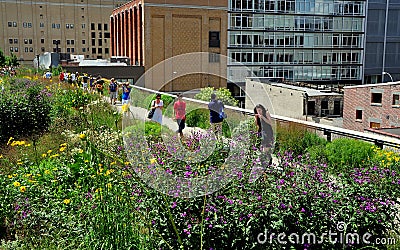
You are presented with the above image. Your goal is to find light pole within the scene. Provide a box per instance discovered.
[382,71,393,82]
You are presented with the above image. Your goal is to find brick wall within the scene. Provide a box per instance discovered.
[343,84,400,131]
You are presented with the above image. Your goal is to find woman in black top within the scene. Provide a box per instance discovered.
[254,104,274,149]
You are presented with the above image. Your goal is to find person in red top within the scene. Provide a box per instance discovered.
[173,93,186,138]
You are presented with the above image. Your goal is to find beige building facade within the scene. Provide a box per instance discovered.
[0,0,129,64]
[111,0,228,91]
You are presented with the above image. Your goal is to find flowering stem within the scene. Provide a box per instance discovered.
[163,195,183,247]
[200,194,208,250]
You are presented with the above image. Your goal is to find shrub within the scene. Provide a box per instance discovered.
[194,87,238,107]
[275,122,326,155]
[0,79,52,143]
[325,138,375,172]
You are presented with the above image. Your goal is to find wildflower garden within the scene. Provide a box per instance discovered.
[0,69,400,249]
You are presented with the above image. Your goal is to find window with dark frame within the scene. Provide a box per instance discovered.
[371,93,382,104]
[356,109,362,120]
[393,94,400,105]
[209,31,220,48]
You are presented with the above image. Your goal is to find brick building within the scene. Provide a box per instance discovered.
[110,0,228,91]
[0,0,129,63]
[343,82,400,132]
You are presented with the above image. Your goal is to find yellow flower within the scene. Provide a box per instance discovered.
[110,161,116,165]
[79,134,86,139]
[47,149,53,154]
[13,173,17,177]
[7,137,14,145]
[150,158,157,164]
[78,149,83,154]
[13,181,21,187]
[106,183,112,189]
[17,161,23,165]
[104,170,111,176]
[98,163,103,167]
[84,160,89,163]
[0,155,3,159]
[44,170,51,175]
[20,186,26,192]
[63,199,71,205]
[60,143,67,147]
[59,147,66,152]
[25,144,31,147]
[50,154,60,158]
[121,104,129,113]
[42,153,47,158]
[25,173,32,177]
[8,175,12,179]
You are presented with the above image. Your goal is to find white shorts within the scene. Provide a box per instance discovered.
[122,99,130,105]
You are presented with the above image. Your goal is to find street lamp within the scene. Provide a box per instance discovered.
[382,71,393,82]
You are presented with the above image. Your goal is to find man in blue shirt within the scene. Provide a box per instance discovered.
[208,93,224,139]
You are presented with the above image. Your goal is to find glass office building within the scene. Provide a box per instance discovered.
[228,0,366,84]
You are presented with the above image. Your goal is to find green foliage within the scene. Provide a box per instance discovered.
[186,108,210,130]
[4,53,19,67]
[0,78,52,143]
[325,138,375,172]
[0,49,5,66]
[275,122,326,155]
[50,65,62,76]
[194,87,238,106]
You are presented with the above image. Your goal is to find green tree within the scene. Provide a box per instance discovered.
[5,53,19,67]
[0,49,5,66]
[194,87,238,106]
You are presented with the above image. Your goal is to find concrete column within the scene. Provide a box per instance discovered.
[138,4,143,66]
[110,16,115,56]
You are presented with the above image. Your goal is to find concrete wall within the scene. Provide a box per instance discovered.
[245,79,304,119]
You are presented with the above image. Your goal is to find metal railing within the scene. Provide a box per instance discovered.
[131,85,400,149]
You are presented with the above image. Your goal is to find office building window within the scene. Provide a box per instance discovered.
[67,48,70,53]
[91,39,96,46]
[82,39,86,44]
[25,47,29,52]
[41,38,45,43]
[98,48,102,54]
[104,23,108,30]
[13,22,17,27]
[9,39,13,44]
[82,23,86,29]
[98,39,102,46]
[24,39,28,44]
[66,24,70,29]
[14,47,18,52]
[82,48,86,52]
[29,47,33,52]
[41,47,45,52]
[40,14,43,19]
[40,22,44,28]
[71,48,75,53]
[10,47,13,52]
[8,22,12,27]
[393,94,400,105]
[23,22,27,28]
[14,39,18,44]
[91,32,96,38]
[91,23,95,30]
[371,93,382,104]
[105,48,109,54]
[92,48,96,54]
[356,109,362,120]
[29,39,32,44]
[98,23,102,30]
[28,23,32,28]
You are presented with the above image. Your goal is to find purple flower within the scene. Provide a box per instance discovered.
[181,212,187,217]
[279,179,285,185]
[300,208,306,213]
[171,202,177,209]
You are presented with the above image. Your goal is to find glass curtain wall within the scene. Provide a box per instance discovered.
[228,0,366,84]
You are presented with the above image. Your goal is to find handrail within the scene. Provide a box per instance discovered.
[131,85,400,149]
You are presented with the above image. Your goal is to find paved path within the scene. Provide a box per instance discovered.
[110,100,204,136]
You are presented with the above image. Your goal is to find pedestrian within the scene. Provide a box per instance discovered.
[173,93,186,138]
[121,82,131,105]
[108,78,118,105]
[82,73,89,92]
[59,71,65,82]
[208,93,225,139]
[150,93,163,124]
[95,77,104,95]
[254,104,274,164]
